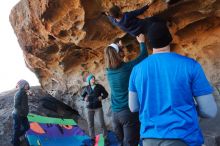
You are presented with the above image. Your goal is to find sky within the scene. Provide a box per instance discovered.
[0,0,40,93]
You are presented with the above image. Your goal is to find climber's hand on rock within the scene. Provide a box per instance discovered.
[117,40,123,48]
[136,34,145,43]
[101,11,108,16]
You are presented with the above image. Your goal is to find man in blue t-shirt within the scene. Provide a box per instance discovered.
[128,22,217,146]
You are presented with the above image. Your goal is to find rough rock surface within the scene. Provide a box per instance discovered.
[8,0,220,145]
[9,0,220,96]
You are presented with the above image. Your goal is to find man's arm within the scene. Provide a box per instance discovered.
[195,94,217,118]
[128,4,149,18]
[128,68,140,112]
[81,87,88,101]
[100,85,108,99]
[106,14,118,25]
[128,34,148,67]
[191,62,216,118]
[129,91,140,112]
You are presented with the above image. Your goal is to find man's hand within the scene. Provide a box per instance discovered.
[136,34,145,43]
[101,11,109,16]
[27,90,35,96]
[98,96,102,101]
[85,95,89,101]
[117,40,123,48]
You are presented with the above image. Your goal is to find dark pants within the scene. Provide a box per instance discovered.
[112,109,140,146]
[12,113,30,146]
[86,108,108,139]
[143,138,187,146]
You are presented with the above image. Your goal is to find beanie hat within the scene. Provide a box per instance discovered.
[16,79,30,89]
[109,43,119,53]
[86,74,95,84]
[147,22,172,48]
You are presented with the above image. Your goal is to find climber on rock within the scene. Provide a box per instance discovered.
[81,74,109,146]
[105,1,166,38]
[12,80,34,146]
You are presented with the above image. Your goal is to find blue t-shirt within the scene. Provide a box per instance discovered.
[129,53,213,146]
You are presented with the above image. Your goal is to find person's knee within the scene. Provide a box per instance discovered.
[87,118,94,127]
[87,117,94,127]
[14,123,20,130]
[22,120,30,131]
[13,120,20,128]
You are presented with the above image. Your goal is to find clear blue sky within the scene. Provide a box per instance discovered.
[0,0,39,92]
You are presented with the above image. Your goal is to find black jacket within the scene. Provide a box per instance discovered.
[12,89,29,117]
[81,84,108,109]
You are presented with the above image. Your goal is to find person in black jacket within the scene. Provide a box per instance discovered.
[12,80,33,146]
[81,74,109,145]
